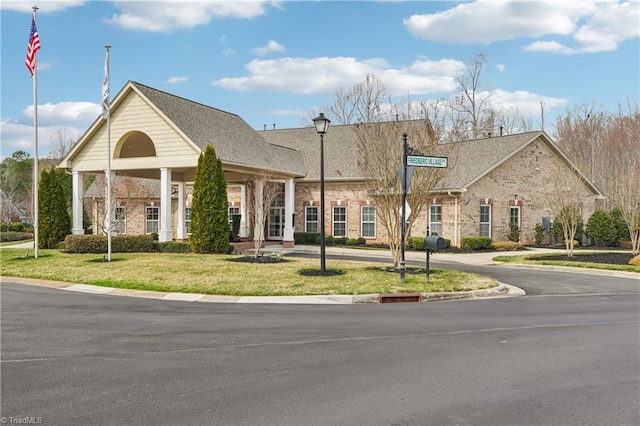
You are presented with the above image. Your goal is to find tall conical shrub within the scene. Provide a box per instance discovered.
[189,145,229,253]
[38,167,71,249]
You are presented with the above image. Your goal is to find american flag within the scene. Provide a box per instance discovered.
[25,16,41,77]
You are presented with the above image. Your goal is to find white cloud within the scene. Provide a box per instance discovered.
[253,40,286,57]
[22,101,101,127]
[223,48,236,56]
[1,0,85,13]
[487,89,567,116]
[0,119,85,158]
[495,64,505,72]
[213,56,465,96]
[404,0,638,54]
[105,1,279,32]
[165,76,190,84]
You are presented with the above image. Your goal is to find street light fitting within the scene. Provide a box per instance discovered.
[313,113,331,134]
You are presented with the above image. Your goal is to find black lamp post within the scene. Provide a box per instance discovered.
[313,113,330,274]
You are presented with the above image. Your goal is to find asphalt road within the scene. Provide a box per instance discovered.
[1,263,639,426]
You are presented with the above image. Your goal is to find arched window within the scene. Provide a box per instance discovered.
[116,131,157,158]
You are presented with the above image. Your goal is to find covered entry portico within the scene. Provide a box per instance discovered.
[59,81,305,246]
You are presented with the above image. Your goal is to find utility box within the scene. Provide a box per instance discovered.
[425,235,445,251]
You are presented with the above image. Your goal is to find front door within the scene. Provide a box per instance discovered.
[268,206,285,240]
[267,192,285,240]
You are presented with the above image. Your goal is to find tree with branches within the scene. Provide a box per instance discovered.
[244,175,282,257]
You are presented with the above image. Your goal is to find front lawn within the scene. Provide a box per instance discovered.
[0,249,498,296]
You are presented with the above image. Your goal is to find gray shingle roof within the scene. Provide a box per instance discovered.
[260,123,544,190]
[131,82,305,177]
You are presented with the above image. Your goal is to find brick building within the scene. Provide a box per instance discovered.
[62,81,603,247]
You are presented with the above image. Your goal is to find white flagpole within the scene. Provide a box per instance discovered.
[103,44,112,261]
[32,5,39,259]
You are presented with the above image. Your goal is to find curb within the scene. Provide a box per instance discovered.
[0,277,524,304]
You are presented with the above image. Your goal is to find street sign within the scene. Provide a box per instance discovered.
[407,155,448,168]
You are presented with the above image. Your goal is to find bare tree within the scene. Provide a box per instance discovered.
[601,101,640,254]
[244,175,282,257]
[89,175,157,235]
[450,52,492,139]
[48,128,78,161]
[547,169,584,257]
[354,118,449,268]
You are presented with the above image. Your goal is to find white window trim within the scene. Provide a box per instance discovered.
[361,205,376,238]
[114,206,126,235]
[145,206,159,235]
[305,206,318,233]
[429,204,442,236]
[332,206,347,238]
[510,205,521,227]
[480,204,492,238]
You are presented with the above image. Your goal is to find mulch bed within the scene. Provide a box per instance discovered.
[227,256,287,264]
[538,252,634,265]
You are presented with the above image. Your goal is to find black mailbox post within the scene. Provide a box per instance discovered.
[424,235,445,283]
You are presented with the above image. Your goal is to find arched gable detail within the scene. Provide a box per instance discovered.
[115,131,157,159]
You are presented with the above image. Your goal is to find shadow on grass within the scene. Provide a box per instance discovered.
[298,268,345,277]
[87,257,126,263]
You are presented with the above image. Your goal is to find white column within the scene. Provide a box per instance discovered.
[159,167,172,242]
[239,184,248,238]
[176,181,186,241]
[71,171,84,234]
[283,178,295,246]
[253,178,265,242]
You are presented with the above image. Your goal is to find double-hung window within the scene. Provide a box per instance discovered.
[429,205,442,236]
[145,206,159,234]
[332,206,347,237]
[361,206,376,238]
[480,204,491,237]
[113,206,126,234]
[185,207,191,234]
[305,206,318,233]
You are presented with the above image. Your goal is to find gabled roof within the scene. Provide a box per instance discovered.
[130,82,304,176]
[261,124,603,197]
[59,81,305,177]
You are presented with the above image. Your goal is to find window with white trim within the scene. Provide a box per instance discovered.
[305,206,318,233]
[332,206,347,237]
[185,207,191,234]
[510,206,520,227]
[114,206,126,234]
[480,204,491,237]
[429,205,442,236]
[145,206,159,234]
[361,205,376,238]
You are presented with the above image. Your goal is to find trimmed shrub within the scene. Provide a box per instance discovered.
[189,145,229,254]
[8,222,26,232]
[491,241,519,251]
[294,232,320,244]
[407,237,425,250]
[461,236,492,250]
[156,241,192,253]
[347,237,367,246]
[508,222,520,243]
[38,168,71,249]
[534,223,545,246]
[64,234,156,253]
[334,236,348,245]
[586,210,616,246]
[611,207,631,243]
[325,235,335,246]
[629,255,640,266]
[0,231,32,243]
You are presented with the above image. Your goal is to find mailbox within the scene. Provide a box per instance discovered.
[425,235,445,251]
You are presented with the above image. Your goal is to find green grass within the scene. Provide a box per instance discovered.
[493,253,640,273]
[0,248,497,296]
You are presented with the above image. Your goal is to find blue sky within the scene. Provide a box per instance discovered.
[1,0,639,159]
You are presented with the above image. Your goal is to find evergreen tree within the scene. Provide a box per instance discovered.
[38,167,71,249]
[189,145,229,253]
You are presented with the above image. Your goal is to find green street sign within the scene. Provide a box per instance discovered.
[406,155,448,168]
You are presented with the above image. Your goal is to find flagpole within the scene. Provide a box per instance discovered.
[32,5,40,259]
[104,44,112,262]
